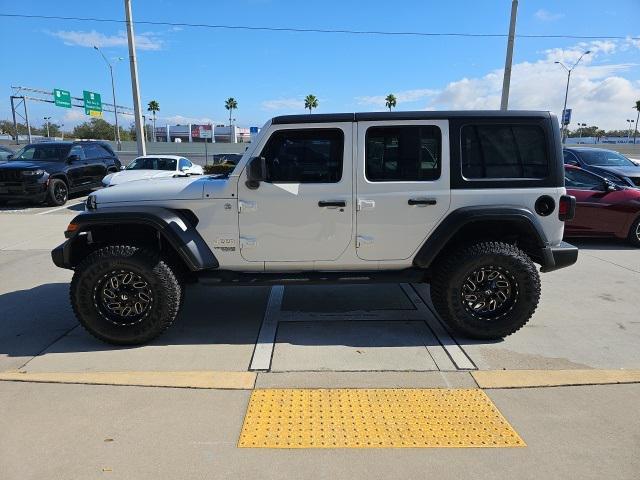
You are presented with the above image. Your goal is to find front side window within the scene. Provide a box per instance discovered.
[365,125,441,182]
[11,144,70,162]
[260,129,344,183]
[461,124,549,179]
[565,168,604,190]
[178,158,190,170]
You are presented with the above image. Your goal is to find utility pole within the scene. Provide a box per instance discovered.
[500,0,518,111]
[124,0,146,155]
[44,116,51,137]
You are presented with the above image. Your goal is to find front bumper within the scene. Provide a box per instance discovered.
[0,179,48,202]
[540,241,579,273]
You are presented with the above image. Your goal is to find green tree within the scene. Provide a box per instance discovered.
[225,97,238,127]
[0,120,28,139]
[147,100,160,142]
[73,118,116,140]
[385,94,397,112]
[304,94,318,114]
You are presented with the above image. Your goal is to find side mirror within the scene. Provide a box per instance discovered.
[605,181,618,192]
[120,165,126,170]
[245,156,266,189]
[67,154,80,164]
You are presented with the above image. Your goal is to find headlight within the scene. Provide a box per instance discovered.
[22,169,44,176]
[86,195,97,210]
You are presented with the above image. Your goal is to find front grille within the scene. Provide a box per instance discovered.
[0,170,23,182]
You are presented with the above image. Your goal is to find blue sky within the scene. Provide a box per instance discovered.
[1,0,639,130]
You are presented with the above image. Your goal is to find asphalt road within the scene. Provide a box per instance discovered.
[0,207,639,479]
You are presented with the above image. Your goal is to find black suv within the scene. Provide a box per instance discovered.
[0,141,121,206]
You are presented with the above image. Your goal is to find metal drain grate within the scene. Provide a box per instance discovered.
[238,388,525,448]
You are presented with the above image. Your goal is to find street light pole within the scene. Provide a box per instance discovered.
[500,0,518,110]
[94,46,122,150]
[555,50,591,144]
[44,116,51,137]
[124,0,146,156]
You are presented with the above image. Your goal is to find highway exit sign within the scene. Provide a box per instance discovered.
[83,90,102,116]
[53,88,71,108]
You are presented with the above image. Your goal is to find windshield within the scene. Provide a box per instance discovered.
[10,144,70,162]
[578,150,636,167]
[126,157,177,171]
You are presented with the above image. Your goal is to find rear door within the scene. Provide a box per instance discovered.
[82,144,108,185]
[66,145,88,189]
[355,120,451,261]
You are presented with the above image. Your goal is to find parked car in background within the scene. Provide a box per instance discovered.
[0,145,14,163]
[0,141,121,206]
[102,155,203,187]
[563,147,640,188]
[564,165,640,247]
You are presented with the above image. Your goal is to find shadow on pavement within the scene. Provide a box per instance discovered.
[569,238,638,251]
[0,282,499,361]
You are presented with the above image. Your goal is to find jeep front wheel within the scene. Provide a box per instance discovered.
[70,245,183,345]
[430,241,540,339]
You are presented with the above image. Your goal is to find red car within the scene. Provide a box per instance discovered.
[564,165,640,247]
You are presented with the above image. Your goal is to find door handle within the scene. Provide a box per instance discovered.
[318,200,346,208]
[408,198,437,206]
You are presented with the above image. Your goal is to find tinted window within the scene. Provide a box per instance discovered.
[11,144,70,162]
[575,149,635,167]
[461,125,548,179]
[126,157,177,171]
[563,150,579,165]
[565,168,604,190]
[69,145,85,160]
[178,158,190,170]
[83,144,103,159]
[366,126,441,181]
[261,129,343,183]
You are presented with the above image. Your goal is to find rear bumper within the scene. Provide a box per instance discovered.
[540,241,579,273]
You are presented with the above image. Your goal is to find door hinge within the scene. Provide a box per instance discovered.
[240,237,257,249]
[238,200,257,213]
[357,199,375,211]
[356,235,374,248]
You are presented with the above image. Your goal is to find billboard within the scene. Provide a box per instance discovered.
[191,124,213,139]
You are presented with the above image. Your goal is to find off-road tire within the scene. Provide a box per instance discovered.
[430,241,541,339]
[46,178,68,206]
[627,217,640,247]
[70,245,183,345]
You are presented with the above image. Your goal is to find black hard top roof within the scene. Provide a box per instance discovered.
[272,110,552,124]
[23,140,111,147]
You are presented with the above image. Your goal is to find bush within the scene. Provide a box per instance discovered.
[204,158,237,175]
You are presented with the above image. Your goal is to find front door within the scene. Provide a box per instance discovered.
[355,120,451,261]
[237,124,353,263]
[66,145,88,189]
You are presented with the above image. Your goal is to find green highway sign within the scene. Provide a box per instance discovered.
[53,88,71,108]
[83,90,102,115]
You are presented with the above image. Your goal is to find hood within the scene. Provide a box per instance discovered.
[94,175,218,204]
[104,169,178,186]
[0,160,61,171]
[591,165,640,178]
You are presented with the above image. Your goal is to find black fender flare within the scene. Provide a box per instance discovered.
[52,206,218,271]
[412,206,552,269]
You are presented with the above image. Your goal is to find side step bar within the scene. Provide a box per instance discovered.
[197,268,426,286]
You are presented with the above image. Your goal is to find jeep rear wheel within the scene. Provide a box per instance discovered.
[70,245,183,345]
[431,241,540,339]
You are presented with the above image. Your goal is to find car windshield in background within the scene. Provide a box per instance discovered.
[578,150,636,167]
[11,144,70,162]
[126,157,177,171]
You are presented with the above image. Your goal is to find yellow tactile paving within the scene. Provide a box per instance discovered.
[238,388,525,448]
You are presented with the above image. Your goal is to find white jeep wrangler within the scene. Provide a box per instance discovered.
[52,111,578,345]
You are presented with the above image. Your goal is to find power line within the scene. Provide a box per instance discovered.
[1,13,637,40]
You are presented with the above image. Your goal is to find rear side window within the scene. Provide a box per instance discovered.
[261,129,344,183]
[366,126,441,181]
[461,125,548,179]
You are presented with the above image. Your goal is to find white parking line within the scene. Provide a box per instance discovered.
[36,201,85,215]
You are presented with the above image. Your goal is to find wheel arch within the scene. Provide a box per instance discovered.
[52,206,218,272]
[413,206,551,271]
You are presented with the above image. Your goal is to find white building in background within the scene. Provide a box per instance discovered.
[153,124,256,143]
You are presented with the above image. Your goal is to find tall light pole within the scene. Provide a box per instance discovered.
[577,122,587,143]
[125,0,146,156]
[500,0,519,110]
[627,119,635,143]
[43,116,51,137]
[555,50,591,143]
[94,46,123,150]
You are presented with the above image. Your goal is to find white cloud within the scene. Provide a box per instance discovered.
[426,40,640,130]
[534,9,564,21]
[63,110,86,123]
[49,30,163,51]
[356,89,438,108]
[261,98,303,111]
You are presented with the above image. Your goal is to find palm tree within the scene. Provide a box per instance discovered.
[633,100,640,144]
[225,98,238,143]
[147,100,160,142]
[304,94,318,114]
[385,94,397,112]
